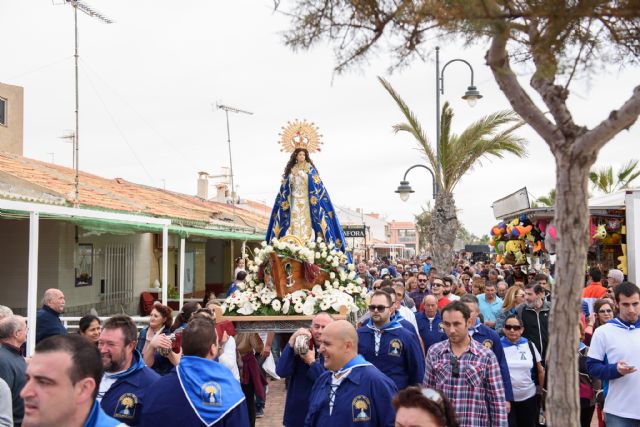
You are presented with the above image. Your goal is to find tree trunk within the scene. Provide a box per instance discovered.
[545,149,596,426]
[429,192,458,273]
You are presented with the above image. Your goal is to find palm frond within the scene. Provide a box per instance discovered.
[617,159,640,189]
[378,76,442,187]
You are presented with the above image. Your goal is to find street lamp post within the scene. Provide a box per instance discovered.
[435,46,483,181]
[395,164,437,202]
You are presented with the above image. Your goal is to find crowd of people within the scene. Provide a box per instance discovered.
[0,256,638,427]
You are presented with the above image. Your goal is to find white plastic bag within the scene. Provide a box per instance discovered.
[262,353,281,380]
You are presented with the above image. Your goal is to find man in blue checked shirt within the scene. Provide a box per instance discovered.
[424,301,507,427]
[305,320,397,427]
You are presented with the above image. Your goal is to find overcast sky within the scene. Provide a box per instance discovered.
[2,1,638,236]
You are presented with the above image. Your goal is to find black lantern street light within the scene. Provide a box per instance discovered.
[395,164,437,202]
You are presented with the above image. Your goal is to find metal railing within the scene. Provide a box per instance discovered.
[60,316,150,331]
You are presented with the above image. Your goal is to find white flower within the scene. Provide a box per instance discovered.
[302,298,316,316]
[324,280,331,288]
[237,283,246,291]
[356,277,364,285]
[329,272,336,280]
[294,301,304,314]
[312,285,323,294]
[237,301,255,315]
[271,299,282,312]
[348,271,356,280]
[320,301,331,311]
[282,299,291,314]
[339,272,347,281]
[332,259,339,267]
[315,252,322,258]
[327,255,333,262]
[261,241,267,247]
[348,263,355,271]
[332,280,340,289]
[251,301,261,311]
[321,251,328,258]
[308,241,316,249]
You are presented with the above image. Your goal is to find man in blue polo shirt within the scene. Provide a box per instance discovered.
[477,282,503,328]
[357,291,424,390]
[276,312,332,427]
[141,317,248,427]
[306,320,396,427]
[98,315,159,426]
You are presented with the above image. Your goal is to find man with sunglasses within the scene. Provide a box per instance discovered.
[424,301,507,427]
[409,272,430,309]
[357,291,424,391]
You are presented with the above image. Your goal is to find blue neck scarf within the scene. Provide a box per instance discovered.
[336,355,371,375]
[108,350,145,380]
[366,317,402,331]
[500,336,526,348]
[177,356,245,426]
[608,317,640,330]
[84,401,120,427]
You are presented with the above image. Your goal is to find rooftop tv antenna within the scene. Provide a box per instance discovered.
[55,0,114,203]
[214,103,253,207]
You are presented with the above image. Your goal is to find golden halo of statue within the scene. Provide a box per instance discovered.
[278,119,323,153]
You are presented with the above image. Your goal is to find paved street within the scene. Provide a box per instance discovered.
[256,379,286,427]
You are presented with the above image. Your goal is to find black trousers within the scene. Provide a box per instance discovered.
[508,395,539,427]
[580,398,596,427]
[241,380,256,427]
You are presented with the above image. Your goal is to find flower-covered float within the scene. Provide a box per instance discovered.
[222,237,367,318]
[218,121,367,330]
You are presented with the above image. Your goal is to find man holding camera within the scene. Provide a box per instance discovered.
[276,312,333,427]
[98,315,160,426]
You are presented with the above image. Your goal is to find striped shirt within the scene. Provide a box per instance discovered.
[423,339,507,427]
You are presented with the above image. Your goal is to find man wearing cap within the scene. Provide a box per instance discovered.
[306,320,397,427]
[141,318,249,427]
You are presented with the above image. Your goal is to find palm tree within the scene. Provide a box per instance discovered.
[380,77,527,272]
[589,160,640,194]
[532,189,557,207]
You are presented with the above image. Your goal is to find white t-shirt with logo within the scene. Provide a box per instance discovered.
[588,322,640,419]
[502,339,540,402]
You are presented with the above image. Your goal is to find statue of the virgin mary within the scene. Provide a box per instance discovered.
[266,120,349,255]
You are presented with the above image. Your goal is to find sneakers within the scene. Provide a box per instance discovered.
[255,409,264,418]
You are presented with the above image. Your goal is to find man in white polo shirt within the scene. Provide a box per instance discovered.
[587,282,640,427]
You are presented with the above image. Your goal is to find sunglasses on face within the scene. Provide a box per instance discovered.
[504,325,522,331]
[598,309,613,314]
[450,355,460,378]
[368,305,389,312]
[432,283,443,288]
[418,279,428,283]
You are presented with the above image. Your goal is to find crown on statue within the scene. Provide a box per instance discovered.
[278,120,323,153]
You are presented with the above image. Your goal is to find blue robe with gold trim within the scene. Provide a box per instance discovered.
[266,164,350,257]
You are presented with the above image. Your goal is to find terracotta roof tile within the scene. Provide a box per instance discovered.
[0,152,268,230]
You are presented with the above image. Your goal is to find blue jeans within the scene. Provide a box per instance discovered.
[605,413,640,427]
